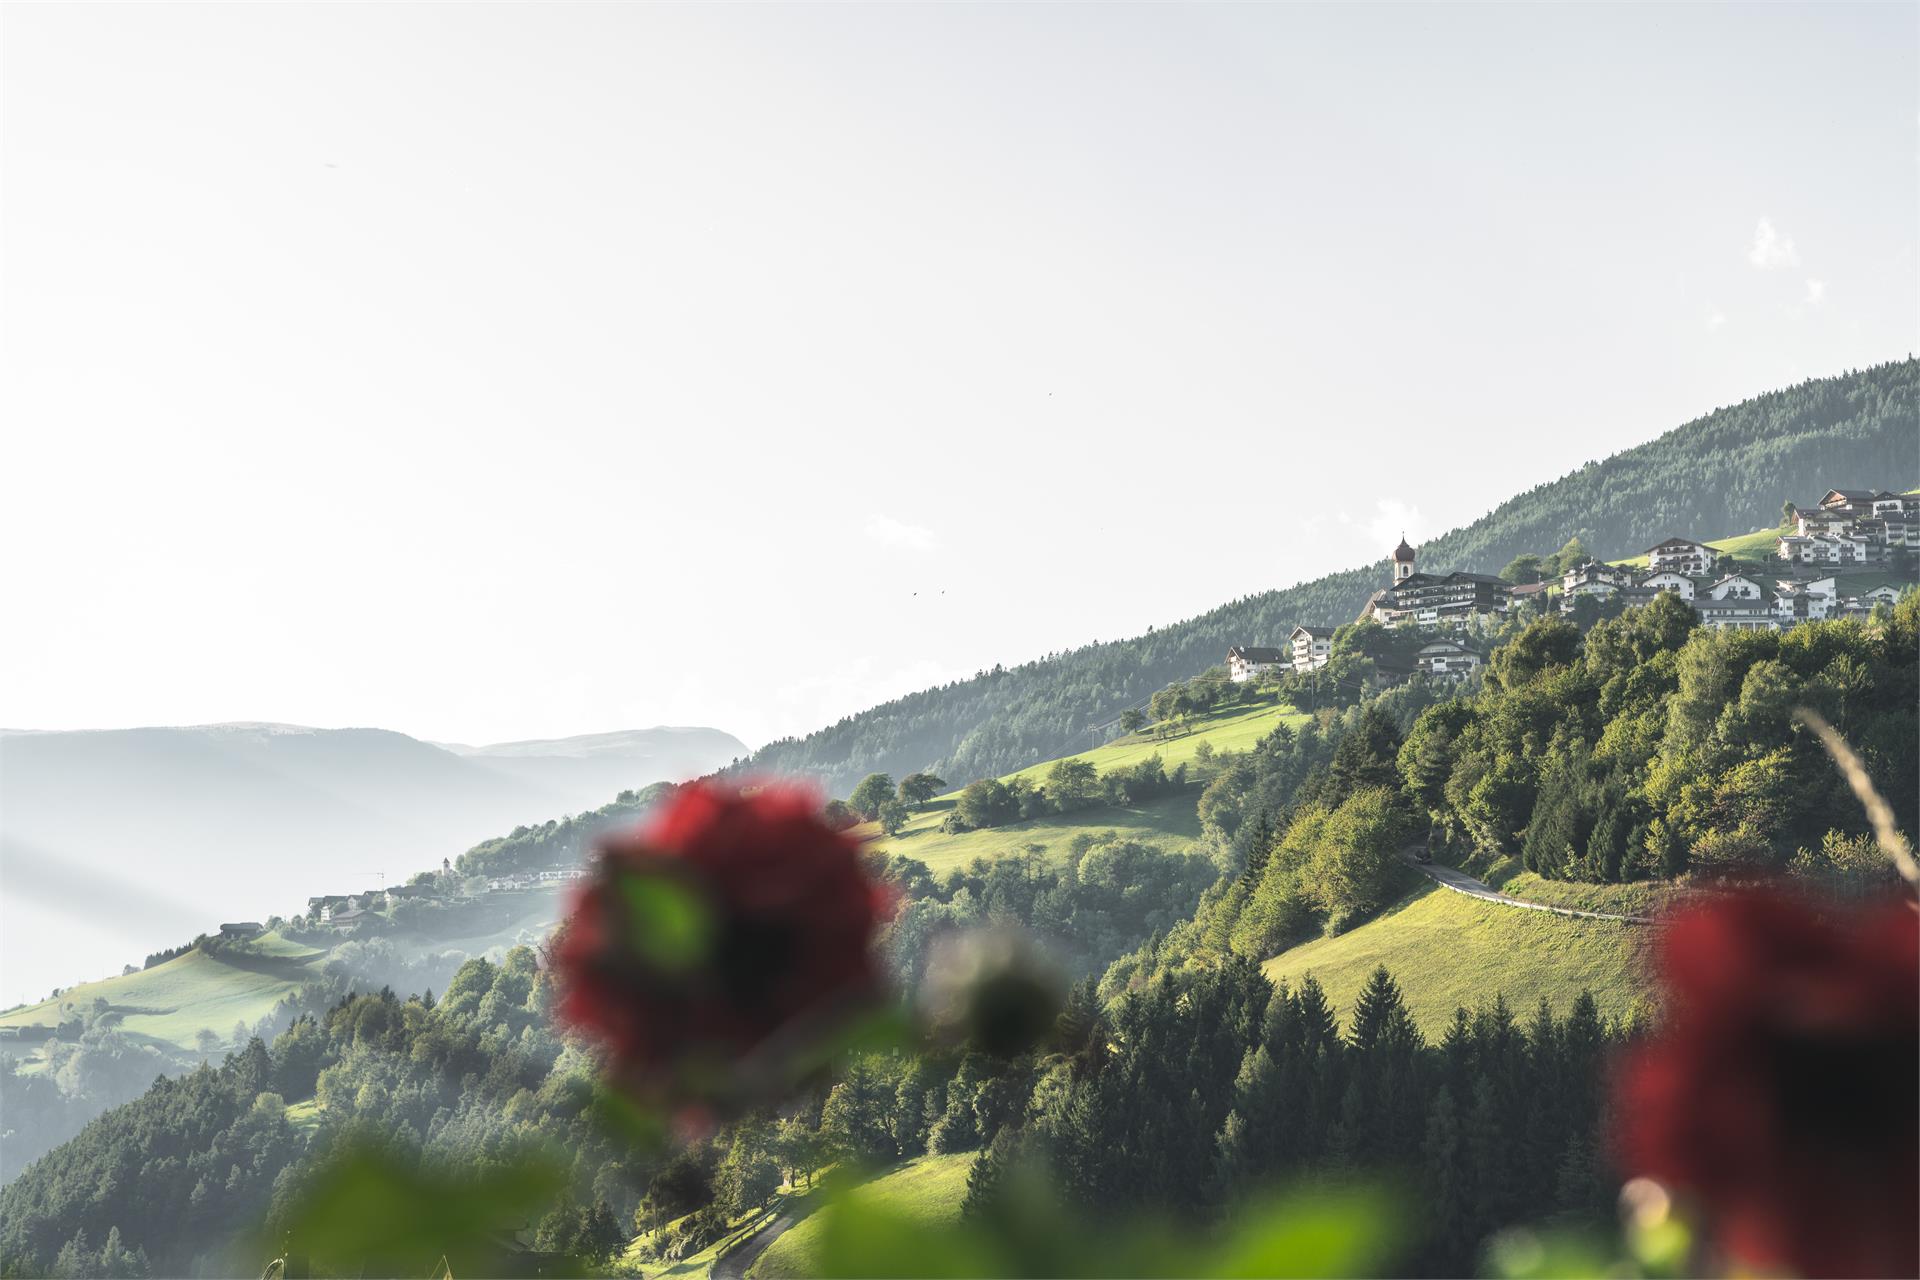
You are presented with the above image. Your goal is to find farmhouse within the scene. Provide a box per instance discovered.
[1287,625,1335,672]
[1643,538,1720,576]
[218,922,263,939]
[1227,646,1290,683]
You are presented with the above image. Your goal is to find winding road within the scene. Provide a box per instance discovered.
[1407,852,1657,925]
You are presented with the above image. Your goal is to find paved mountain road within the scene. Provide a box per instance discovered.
[1409,853,1657,925]
[710,1206,801,1280]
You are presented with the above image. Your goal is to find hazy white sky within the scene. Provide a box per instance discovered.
[4,3,1915,749]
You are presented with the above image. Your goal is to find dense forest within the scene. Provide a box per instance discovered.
[747,360,1919,790]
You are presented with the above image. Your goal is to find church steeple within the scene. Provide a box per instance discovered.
[1392,534,1416,583]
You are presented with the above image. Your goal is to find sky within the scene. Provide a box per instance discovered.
[3,3,1916,751]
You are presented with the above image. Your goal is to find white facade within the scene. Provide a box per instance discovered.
[1707,573,1766,601]
[1638,570,1696,599]
[1227,647,1289,683]
[1288,626,1333,672]
[1645,539,1720,576]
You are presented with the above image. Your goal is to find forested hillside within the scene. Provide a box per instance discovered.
[748,361,1919,790]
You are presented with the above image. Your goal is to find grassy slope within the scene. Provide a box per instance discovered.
[866,699,1300,873]
[873,792,1203,875]
[1261,880,1654,1037]
[1469,856,1684,918]
[749,1154,973,1280]
[1002,699,1307,785]
[621,1183,819,1280]
[0,948,315,1051]
[0,893,563,1066]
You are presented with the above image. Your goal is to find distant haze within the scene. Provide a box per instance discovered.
[0,724,743,1007]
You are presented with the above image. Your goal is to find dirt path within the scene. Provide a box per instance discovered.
[1409,853,1657,925]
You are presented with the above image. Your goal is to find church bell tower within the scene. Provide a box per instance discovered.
[1393,535,1416,583]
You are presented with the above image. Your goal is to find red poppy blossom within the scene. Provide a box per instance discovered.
[1615,888,1918,1278]
[551,779,893,1113]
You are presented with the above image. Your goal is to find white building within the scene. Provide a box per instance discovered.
[1226,646,1290,683]
[1644,538,1721,576]
[1638,569,1697,599]
[1560,561,1635,611]
[1288,625,1335,672]
[1693,594,1780,631]
[1705,572,1767,601]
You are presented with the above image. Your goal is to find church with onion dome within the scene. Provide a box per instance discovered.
[1359,535,1514,629]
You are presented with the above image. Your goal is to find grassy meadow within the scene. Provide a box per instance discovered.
[865,698,1303,872]
[0,947,316,1054]
[1262,878,1655,1037]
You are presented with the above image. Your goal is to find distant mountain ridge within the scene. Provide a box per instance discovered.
[0,722,743,1009]
[746,359,1920,792]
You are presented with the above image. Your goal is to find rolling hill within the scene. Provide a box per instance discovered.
[1261,875,1655,1037]
[747,360,1919,791]
[0,722,740,1009]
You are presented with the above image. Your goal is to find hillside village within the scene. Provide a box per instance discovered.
[1229,483,1918,681]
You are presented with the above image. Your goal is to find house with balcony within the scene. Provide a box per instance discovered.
[1287,625,1336,672]
[1644,538,1721,576]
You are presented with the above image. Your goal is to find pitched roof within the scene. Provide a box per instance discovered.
[1645,537,1712,553]
[1228,646,1289,664]
[1289,624,1338,640]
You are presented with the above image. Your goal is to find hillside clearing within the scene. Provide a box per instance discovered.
[1261,880,1653,1036]
[748,1154,973,1279]
[1003,699,1307,784]
[871,791,1202,874]
[866,699,1302,871]
[0,948,315,1053]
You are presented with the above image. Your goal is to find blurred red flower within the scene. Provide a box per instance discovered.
[552,779,892,1114]
[1616,888,1918,1278]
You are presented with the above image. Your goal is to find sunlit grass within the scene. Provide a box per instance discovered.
[748,1153,974,1279]
[866,699,1303,872]
[0,948,314,1052]
[1262,879,1654,1036]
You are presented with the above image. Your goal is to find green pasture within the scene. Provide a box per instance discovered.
[867,699,1303,871]
[1262,879,1653,1037]
[0,947,316,1053]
